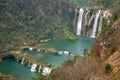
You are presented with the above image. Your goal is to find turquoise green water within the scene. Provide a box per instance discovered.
[0,58,37,80]
[25,51,74,67]
[0,35,94,80]
[26,35,94,67]
[45,35,95,54]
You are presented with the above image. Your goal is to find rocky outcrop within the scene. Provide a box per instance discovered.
[108,50,120,74]
[90,17,120,74]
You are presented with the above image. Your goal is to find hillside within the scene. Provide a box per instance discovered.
[45,0,120,80]
[0,0,77,53]
[47,16,120,80]
[0,0,120,80]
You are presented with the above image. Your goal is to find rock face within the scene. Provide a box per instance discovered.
[108,51,120,74]
[73,7,112,37]
[90,17,120,74]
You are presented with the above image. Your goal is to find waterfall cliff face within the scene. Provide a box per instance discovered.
[91,10,101,38]
[74,7,112,37]
[76,8,84,35]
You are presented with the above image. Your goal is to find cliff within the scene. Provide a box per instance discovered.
[95,17,120,74]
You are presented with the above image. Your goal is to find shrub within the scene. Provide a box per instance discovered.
[104,63,111,74]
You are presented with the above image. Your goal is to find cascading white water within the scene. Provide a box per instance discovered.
[30,63,37,72]
[98,10,109,34]
[21,57,25,64]
[91,10,101,38]
[42,67,52,76]
[29,47,33,50]
[76,8,84,35]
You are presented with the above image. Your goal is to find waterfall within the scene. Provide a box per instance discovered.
[98,11,109,34]
[91,10,101,38]
[30,63,37,72]
[76,8,84,35]
[29,47,33,50]
[21,57,25,64]
[42,67,52,76]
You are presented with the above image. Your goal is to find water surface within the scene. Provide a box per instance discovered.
[44,35,95,54]
[0,58,37,80]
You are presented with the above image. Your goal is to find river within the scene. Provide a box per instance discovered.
[0,35,95,80]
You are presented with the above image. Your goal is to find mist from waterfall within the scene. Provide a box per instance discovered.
[76,8,84,35]
[91,10,101,38]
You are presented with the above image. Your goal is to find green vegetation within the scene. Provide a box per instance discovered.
[111,13,118,22]
[87,0,120,9]
[108,41,116,54]
[111,75,117,80]
[104,63,111,74]
[0,0,119,53]
[0,0,120,80]
[0,0,77,53]
[63,27,78,41]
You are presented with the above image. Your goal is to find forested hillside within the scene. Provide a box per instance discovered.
[0,0,120,54]
[0,0,120,80]
[0,0,77,53]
